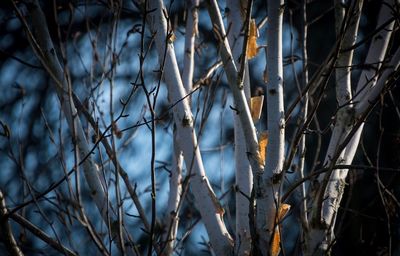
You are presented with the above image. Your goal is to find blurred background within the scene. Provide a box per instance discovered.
[0,0,399,255]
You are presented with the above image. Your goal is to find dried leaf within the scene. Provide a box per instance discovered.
[167,31,176,43]
[250,95,264,122]
[270,227,281,256]
[258,131,268,166]
[270,204,291,256]
[278,203,291,221]
[247,19,259,59]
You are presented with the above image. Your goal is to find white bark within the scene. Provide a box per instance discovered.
[135,0,234,254]
[344,0,396,162]
[226,0,252,254]
[205,0,262,177]
[306,1,399,254]
[356,46,400,116]
[255,1,285,254]
[334,0,361,106]
[182,0,199,92]
[322,0,363,225]
[162,2,197,252]
[206,0,272,253]
[307,1,363,254]
[162,129,183,255]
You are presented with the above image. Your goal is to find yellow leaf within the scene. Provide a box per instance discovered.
[270,204,291,256]
[258,131,268,166]
[251,95,264,122]
[247,19,259,59]
[270,227,281,256]
[277,203,291,221]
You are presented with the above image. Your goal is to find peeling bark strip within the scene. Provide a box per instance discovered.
[133,0,234,254]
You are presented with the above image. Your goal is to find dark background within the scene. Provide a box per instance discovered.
[0,0,399,255]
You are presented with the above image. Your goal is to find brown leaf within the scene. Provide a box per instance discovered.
[167,31,176,44]
[270,204,291,256]
[258,131,269,166]
[270,227,281,256]
[250,95,264,122]
[247,19,259,59]
[278,204,291,221]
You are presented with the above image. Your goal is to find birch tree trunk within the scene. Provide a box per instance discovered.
[133,0,234,254]
[162,1,197,254]
[254,1,285,255]
[205,1,285,254]
[182,0,198,93]
[226,0,253,254]
[306,1,398,254]
[343,0,395,161]
[162,131,183,255]
[205,0,262,177]
[307,1,363,254]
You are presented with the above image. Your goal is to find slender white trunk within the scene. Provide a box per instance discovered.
[162,128,183,255]
[182,0,199,92]
[306,1,399,254]
[135,0,234,254]
[307,1,363,254]
[205,0,261,176]
[344,0,396,160]
[356,47,400,116]
[206,0,271,253]
[24,1,136,254]
[255,1,285,254]
[322,0,363,226]
[162,1,197,253]
[226,1,253,254]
